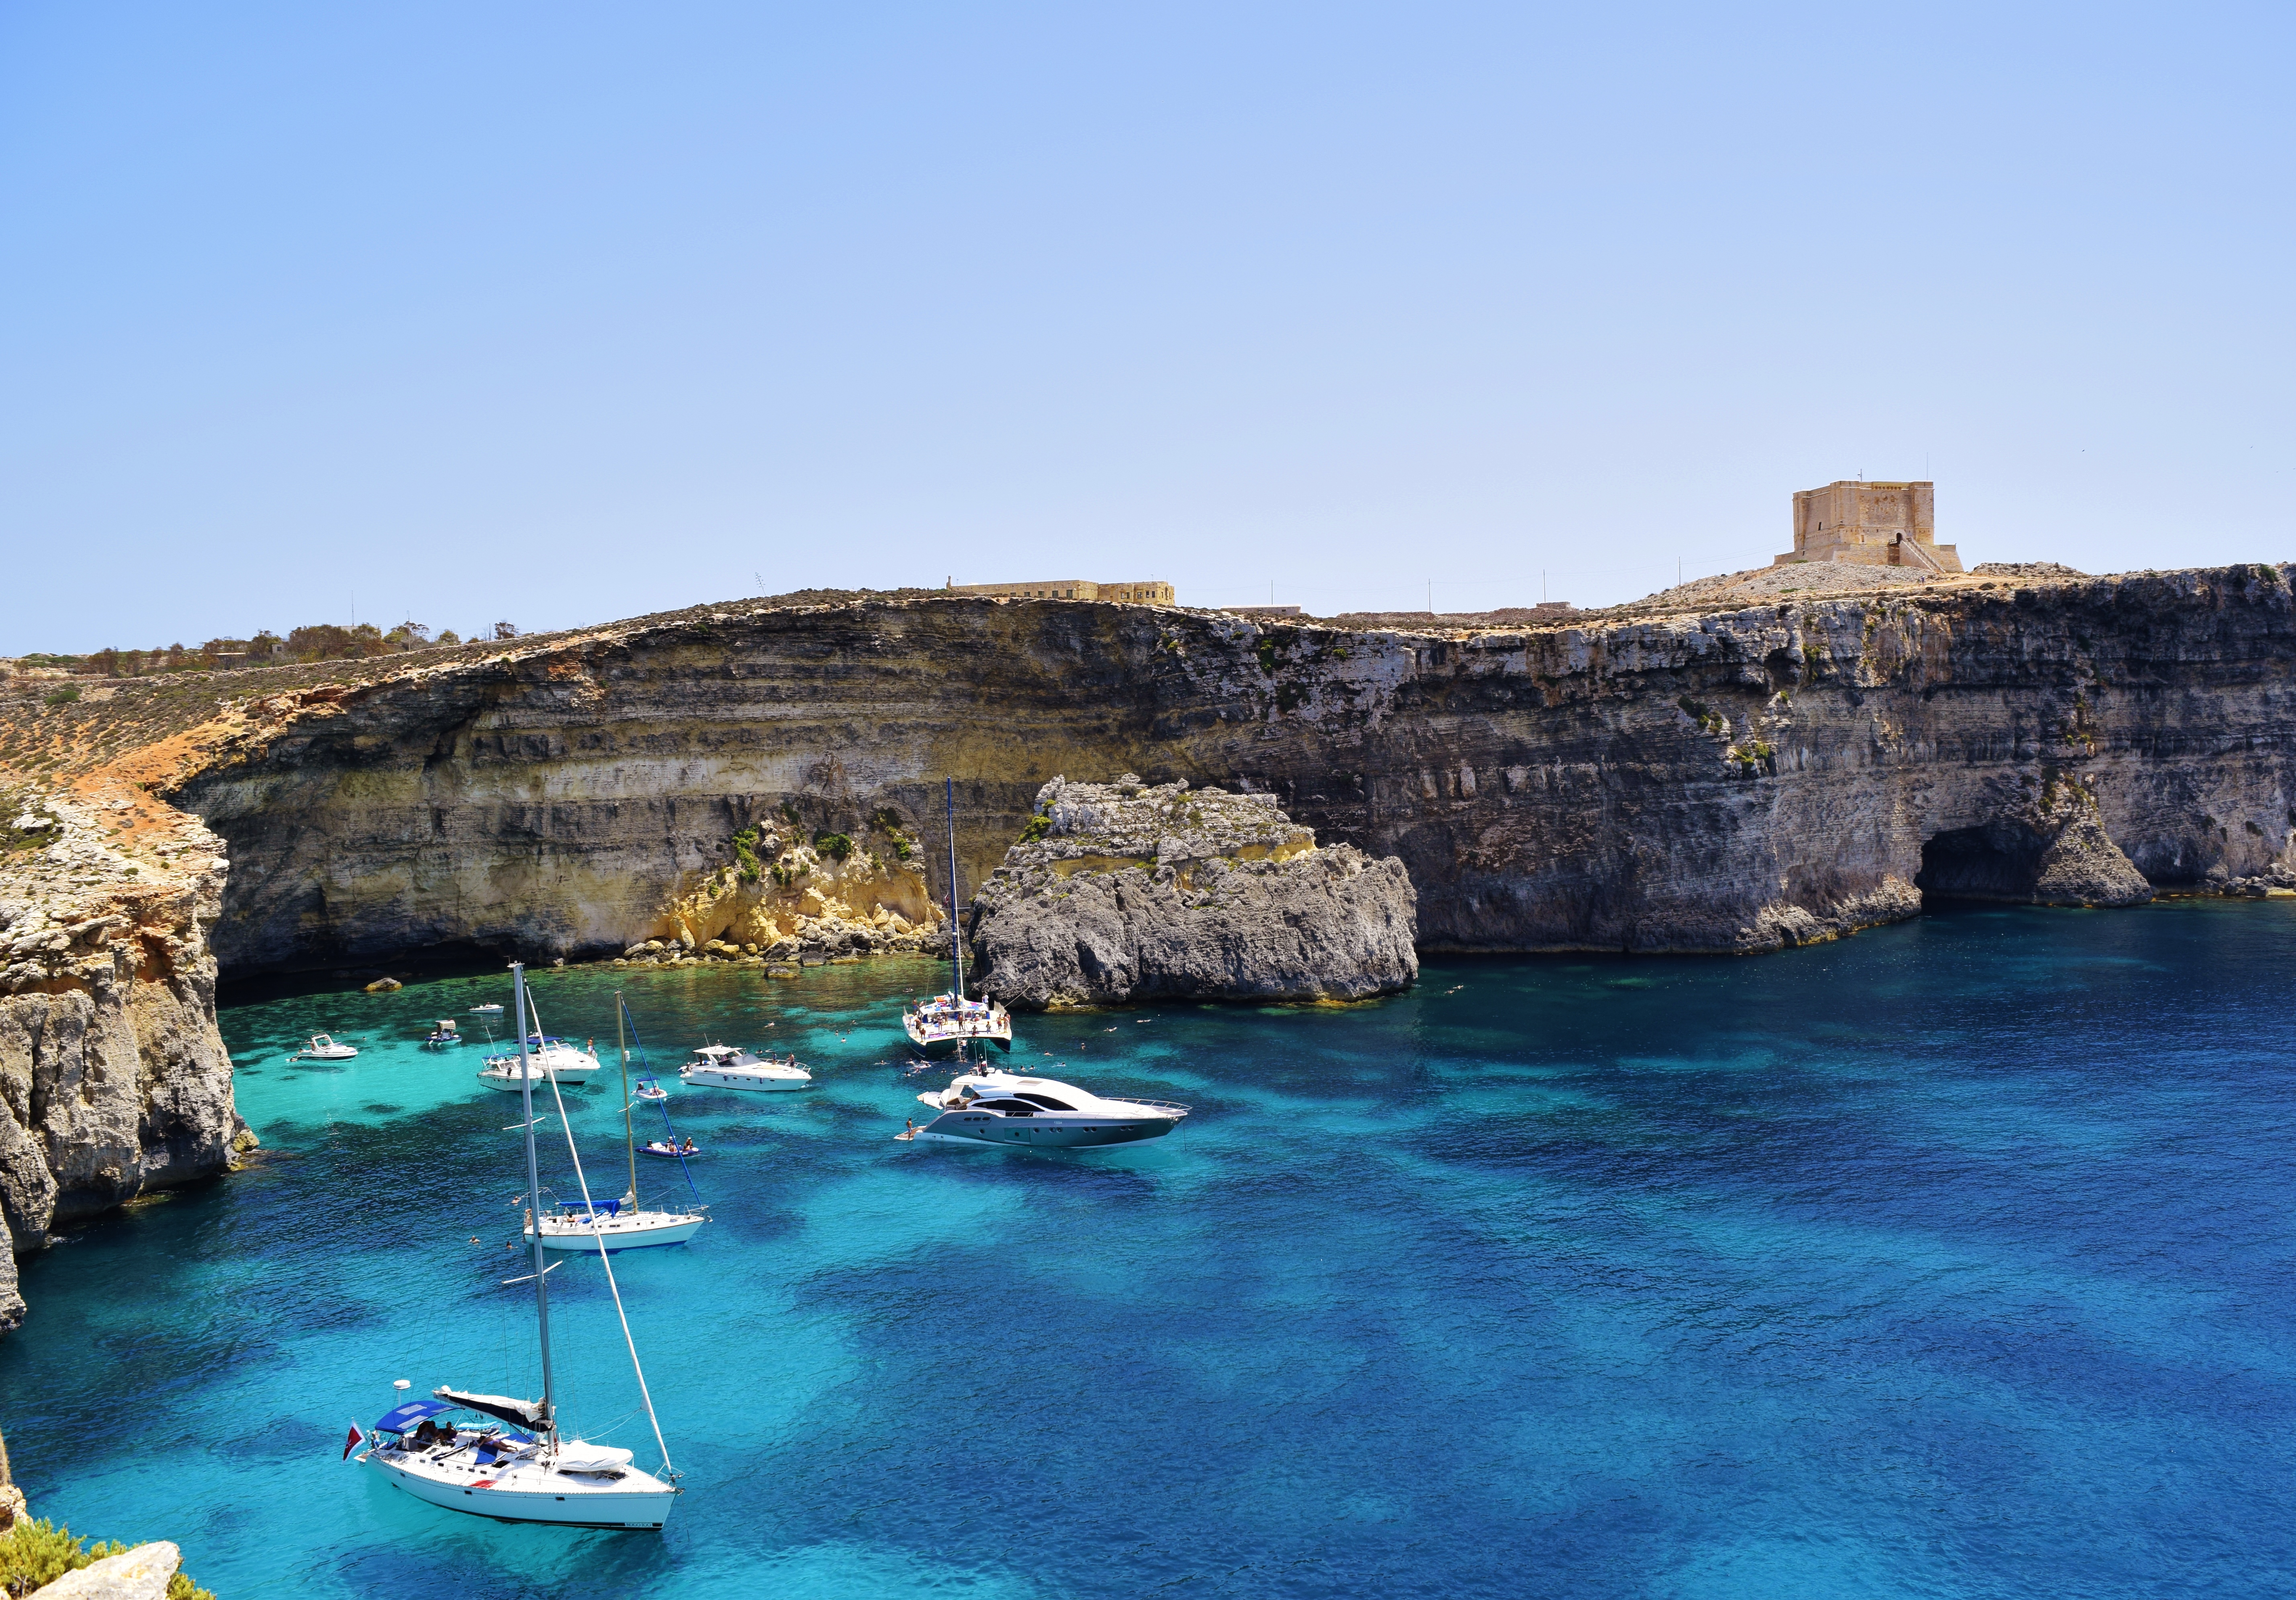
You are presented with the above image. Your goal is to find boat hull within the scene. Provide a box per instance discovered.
[528,1214,705,1252]
[680,1068,809,1091]
[904,1025,1013,1054]
[906,1113,1178,1148]
[366,1452,674,1530]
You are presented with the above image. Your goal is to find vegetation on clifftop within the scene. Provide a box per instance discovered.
[0,1517,213,1599]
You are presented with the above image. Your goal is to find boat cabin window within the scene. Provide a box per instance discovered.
[973,1099,1038,1113]
[1012,1093,1076,1111]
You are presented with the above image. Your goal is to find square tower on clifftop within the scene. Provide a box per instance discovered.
[1775,481,1962,573]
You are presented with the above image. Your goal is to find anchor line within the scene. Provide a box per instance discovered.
[525,986,679,1481]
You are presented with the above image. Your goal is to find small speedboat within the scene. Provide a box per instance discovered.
[469,1003,505,1016]
[898,1068,1188,1148]
[525,1197,704,1253]
[637,1138,699,1160]
[679,1043,811,1092]
[422,1020,464,1049]
[478,1037,604,1091]
[288,1034,358,1062]
[632,1077,670,1102]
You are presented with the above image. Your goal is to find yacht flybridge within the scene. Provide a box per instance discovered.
[904,778,1012,1055]
[478,1037,602,1091]
[679,1044,811,1091]
[357,964,681,1530]
[898,1068,1188,1148]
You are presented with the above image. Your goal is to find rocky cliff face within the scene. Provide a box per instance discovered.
[968,775,1418,1009]
[16,563,2286,972]
[0,785,244,1331]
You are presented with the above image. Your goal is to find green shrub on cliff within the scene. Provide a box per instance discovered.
[1018,808,1053,844]
[870,809,914,859]
[814,832,854,863]
[730,826,764,884]
[0,1517,213,1599]
[41,687,78,707]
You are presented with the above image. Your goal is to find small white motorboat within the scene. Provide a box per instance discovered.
[469,1003,505,1016]
[898,1068,1188,1149]
[422,1020,463,1049]
[632,1076,670,1102]
[478,1037,603,1091]
[288,1034,358,1062]
[637,1138,699,1160]
[525,1197,704,1253]
[679,1043,811,1091]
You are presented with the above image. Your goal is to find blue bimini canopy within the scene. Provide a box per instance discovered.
[374,1399,456,1434]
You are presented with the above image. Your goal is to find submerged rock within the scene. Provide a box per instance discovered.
[969,775,1417,1009]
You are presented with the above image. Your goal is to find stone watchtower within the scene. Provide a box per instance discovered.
[1773,481,1963,573]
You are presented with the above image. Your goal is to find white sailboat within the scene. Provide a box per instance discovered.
[525,993,705,1254]
[902,778,1013,1054]
[356,962,682,1530]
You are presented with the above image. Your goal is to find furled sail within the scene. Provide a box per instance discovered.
[434,1387,551,1431]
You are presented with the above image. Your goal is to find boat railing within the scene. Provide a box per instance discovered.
[1108,1097,1192,1115]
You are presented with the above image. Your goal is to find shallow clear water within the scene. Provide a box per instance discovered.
[8,904,2296,1598]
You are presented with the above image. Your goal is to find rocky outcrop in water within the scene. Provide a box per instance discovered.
[967,776,1418,1009]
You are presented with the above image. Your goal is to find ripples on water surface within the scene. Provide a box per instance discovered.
[7,904,2296,1597]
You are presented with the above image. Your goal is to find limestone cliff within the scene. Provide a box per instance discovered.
[967,775,1418,1009]
[0,783,243,1331]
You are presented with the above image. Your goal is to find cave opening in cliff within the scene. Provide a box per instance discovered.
[1916,825,2042,905]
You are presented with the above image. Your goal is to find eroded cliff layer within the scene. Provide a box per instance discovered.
[968,775,1418,1009]
[61,564,2277,969]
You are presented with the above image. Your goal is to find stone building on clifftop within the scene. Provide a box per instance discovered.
[947,577,1175,603]
[1774,480,1964,573]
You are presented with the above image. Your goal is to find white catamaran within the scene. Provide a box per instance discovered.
[355,963,682,1529]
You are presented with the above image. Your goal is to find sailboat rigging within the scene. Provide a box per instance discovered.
[353,963,682,1529]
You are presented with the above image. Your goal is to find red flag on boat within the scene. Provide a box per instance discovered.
[342,1424,364,1461]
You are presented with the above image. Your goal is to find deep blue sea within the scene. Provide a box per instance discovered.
[7,902,2296,1598]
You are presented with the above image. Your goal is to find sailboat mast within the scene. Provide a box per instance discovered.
[619,993,636,1207]
[945,777,965,1000]
[512,962,556,1436]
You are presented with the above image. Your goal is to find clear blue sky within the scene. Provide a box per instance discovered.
[5,2,2290,651]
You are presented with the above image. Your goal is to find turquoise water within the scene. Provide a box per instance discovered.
[8,905,2296,1597]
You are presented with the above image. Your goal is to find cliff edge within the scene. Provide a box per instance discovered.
[968,775,1418,1009]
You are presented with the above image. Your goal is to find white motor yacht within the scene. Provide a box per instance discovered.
[898,1068,1188,1148]
[478,1036,603,1091]
[679,1043,811,1091]
[289,1034,358,1062]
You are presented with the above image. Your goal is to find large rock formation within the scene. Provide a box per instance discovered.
[967,775,1417,1009]
[0,784,244,1332]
